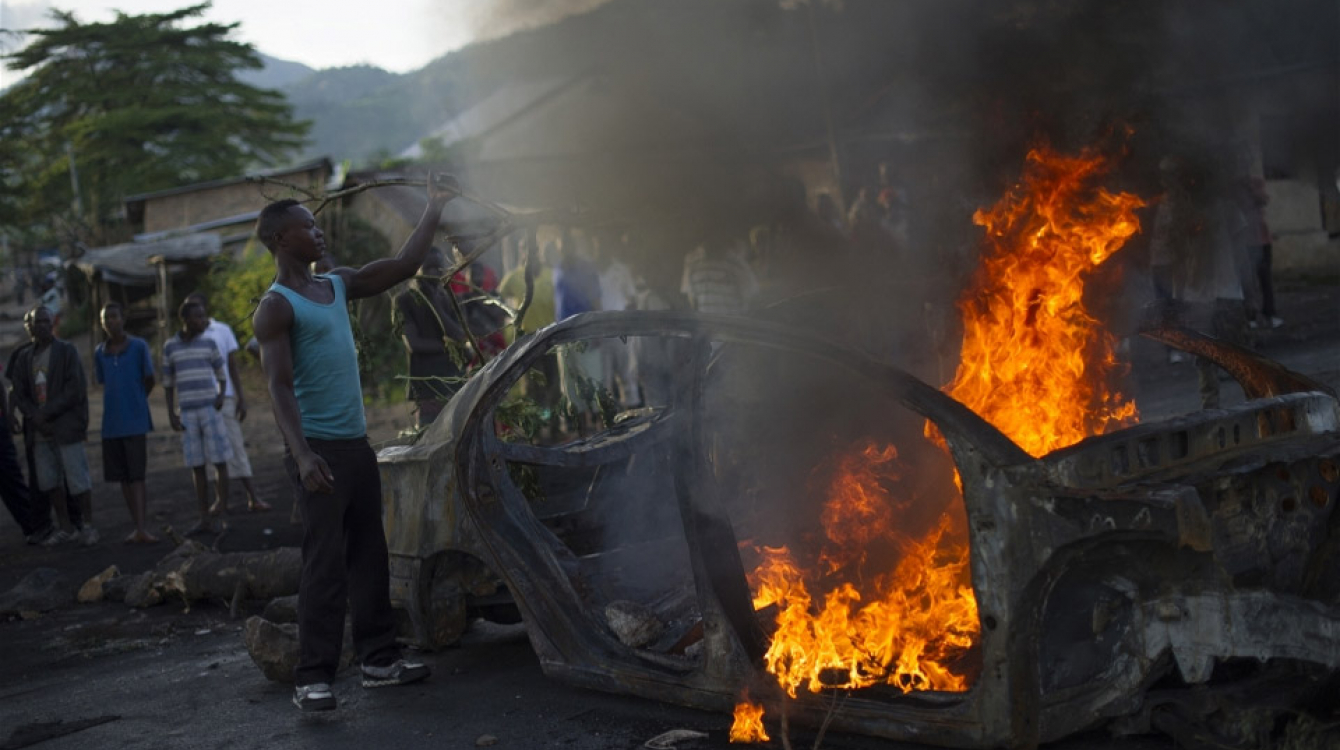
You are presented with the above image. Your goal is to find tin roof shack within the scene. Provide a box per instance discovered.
[70,233,223,358]
[123,158,333,252]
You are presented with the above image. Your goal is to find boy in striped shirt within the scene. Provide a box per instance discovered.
[162,299,232,534]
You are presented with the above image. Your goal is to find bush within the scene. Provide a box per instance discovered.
[201,239,276,343]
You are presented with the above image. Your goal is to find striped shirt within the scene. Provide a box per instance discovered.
[162,334,225,409]
[681,253,757,316]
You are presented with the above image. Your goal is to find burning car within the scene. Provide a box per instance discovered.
[377,148,1340,749]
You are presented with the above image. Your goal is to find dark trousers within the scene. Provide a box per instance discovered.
[288,438,400,685]
[1196,299,1249,410]
[1255,244,1276,318]
[0,425,33,536]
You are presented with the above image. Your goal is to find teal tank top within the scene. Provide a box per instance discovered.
[267,274,367,440]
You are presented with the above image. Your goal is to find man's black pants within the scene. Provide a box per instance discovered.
[287,438,401,686]
[0,425,33,536]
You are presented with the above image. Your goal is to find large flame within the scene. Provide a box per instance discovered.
[942,145,1143,455]
[749,445,978,698]
[733,146,1142,738]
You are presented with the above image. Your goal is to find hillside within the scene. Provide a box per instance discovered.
[276,0,848,165]
[237,53,315,91]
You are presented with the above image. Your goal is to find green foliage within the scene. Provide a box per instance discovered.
[0,3,309,237]
[56,299,89,339]
[199,239,275,341]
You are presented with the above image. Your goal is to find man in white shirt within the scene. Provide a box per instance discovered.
[595,233,639,406]
[186,293,271,513]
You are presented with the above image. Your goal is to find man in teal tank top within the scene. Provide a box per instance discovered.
[253,174,459,711]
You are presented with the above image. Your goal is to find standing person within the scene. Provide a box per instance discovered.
[498,231,556,336]
[1239,176,1280,328]
[94,302,157,544]
[393,247,468,428]
[185,292,271,513]
[162,299,231,534]
[7,306,94,546]
[498,233,561,434]
[7,339,54,544]
[0,365,38,542]
[680,235,758,316]
[252,175,458,711]
[594,232,638,406]
[553,233,604,432]
[39,276,62,329]
[1152,156,1248,408]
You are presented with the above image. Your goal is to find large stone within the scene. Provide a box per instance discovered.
[261,594,299,624]
[244,617,301,683]
[78,566,121,603]
[604,600,664,648]
[0,568,71,616]
[243,615,355,684]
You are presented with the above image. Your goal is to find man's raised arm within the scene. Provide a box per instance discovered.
[340,174,460,301]
[254,293,334,493]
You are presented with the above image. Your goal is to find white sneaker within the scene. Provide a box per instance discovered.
[1168,351,1188,364]
[80,526,100,546]
[1270,316,1284,329]
[41,529,75,547]
[293,683,336,711]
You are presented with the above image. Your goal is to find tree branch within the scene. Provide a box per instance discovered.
[514,237,538,338]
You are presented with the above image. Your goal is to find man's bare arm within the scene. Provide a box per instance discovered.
[254,293,333,493]
[339,175,459,301]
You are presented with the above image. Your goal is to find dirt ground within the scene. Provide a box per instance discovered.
[0,279,1337,749]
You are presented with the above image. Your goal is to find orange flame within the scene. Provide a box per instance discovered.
[941,145,1143,455]
[730,697,770,743]
[750,447,978,697]
[744,145,1143,707]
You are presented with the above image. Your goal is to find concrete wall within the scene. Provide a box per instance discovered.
[141,166,328,234]
[1265,179,1338,274]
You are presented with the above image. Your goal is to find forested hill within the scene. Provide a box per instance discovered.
[269,0,855,167]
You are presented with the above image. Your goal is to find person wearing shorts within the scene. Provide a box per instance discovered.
[162,299,232,535]
[95,302,157,544]
[7,306,94,546]
[186,292,271,513]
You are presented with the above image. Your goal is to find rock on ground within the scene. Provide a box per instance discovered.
[0,568,71,616]
[262,594,299,624]
[243,615,355,683]
[78,565,121,603]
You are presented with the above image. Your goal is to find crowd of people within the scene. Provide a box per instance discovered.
[0,291,266,548]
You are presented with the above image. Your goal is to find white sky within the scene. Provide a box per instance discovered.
[1,0,612,87]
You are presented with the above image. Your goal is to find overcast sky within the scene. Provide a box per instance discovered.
[1,0,612,86]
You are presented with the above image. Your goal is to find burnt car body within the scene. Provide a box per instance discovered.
[377,311,1340,749]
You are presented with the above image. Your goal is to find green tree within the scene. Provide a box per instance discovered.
[0,3,310,242]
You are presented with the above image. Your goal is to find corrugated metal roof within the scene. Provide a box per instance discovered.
[72,233,223,287]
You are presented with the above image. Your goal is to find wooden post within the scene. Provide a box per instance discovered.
[88,270,100,367]
[153,256,170,351]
